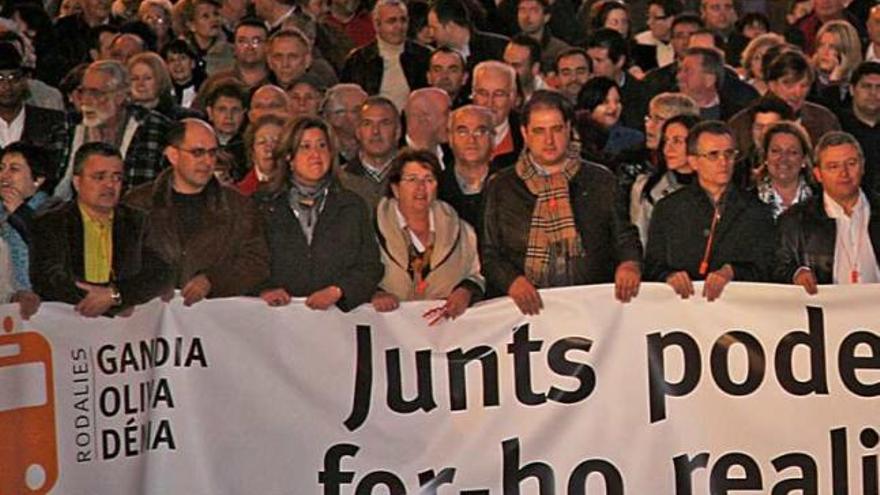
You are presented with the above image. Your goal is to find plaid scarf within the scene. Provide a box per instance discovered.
[515,149,584,287]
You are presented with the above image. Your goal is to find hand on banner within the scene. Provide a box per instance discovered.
[74,281,115,317]
[371,290,399,312]
[422,287,472,326]
[793,267,818,295]
[614,261,641,302]
[703,264,734,302]
[305,285,342,310]
[12,290,40,320]
[260,287,292,306]
[508,276,542,315]
[665,271,694,299]
[182,274,212,306]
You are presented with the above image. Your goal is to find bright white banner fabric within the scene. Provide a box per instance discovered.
[1,283,878,495]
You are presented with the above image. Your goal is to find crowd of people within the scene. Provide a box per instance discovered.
[1,0,879,323]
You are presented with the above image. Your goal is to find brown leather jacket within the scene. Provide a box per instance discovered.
[123,168,269,297]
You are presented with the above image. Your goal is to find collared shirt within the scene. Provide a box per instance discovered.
[634,31,675,67]
[80,204,114,284]
[394,201,435,253]
[359,152,394,183]
[0,106,25,148]
[405,135,444,169]
[824,191,880,284]
[454,165,488,195]
[492,120,510,149]
[867,43,880,63]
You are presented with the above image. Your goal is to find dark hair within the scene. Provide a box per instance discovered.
[429,0,473,30]
[688,28,725,48]
[509,34,542,68]
[764,48,813,84]
[522,90,575,127]
[73,142,122,176]
[161,38,197,59]
[576,76,618,112]
[554,47,592,74]
[642,113,701,200]
[119,20,158,52]
[851,61,880,87]
[0,142,53,193]
[430,45,466,67]
[671,12,703,32]
[737,12,770,35]
[386,147,442,196]
[234,17,269,37]
[683,46,726,90]
[166,118,214,147]
[270,115,338,192]
[360,95,400,119]
[407,1,430,40]
[591,1,629,36]
[648,0,683,18]
[586,28,628,65]
[87,24,121,52]
[204,78,248,108]
[686,120,733,156]
[517,0,549,13]
[751,96,795,120]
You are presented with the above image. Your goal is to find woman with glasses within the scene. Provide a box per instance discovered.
[629,114,700,245]
[256,116,382,311]
[371,148,484,325]
[754,121,815,219]
[236,115,285,196]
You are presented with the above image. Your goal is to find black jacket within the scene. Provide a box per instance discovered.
[774,194,880,284]
[256,181,383,312]
[466,30,510,70]
[21,105,69,182]
[481,161,642,294]
[340,40,431,95]
[29,201,172,312]
[644,184,776,282]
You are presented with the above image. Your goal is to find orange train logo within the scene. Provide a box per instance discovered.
[0,317,58,494]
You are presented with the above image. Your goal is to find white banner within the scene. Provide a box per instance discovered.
[1,283,878,495]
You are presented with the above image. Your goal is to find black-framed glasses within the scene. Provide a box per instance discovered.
[175,146,220,159]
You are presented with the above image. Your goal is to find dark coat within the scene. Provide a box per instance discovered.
[29,201,172,312]
[123,169,270,297]
[774,194,880,284]
[467,30,510,70]
[21,105,69,182]
[490,112,525,171]
[481,161,643,294]
[729,99,840,163]
[256,182,383,311]
[644,184,776,282]
[340,40,431,95]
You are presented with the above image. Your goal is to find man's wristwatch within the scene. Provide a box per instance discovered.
[110,286,122,306]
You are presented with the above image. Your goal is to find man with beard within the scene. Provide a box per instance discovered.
[55,59,171,200]
[554,48,591,104]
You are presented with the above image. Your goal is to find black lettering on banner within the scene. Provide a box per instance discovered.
[770,453,817,495]
[862,428,880,495]
[646,331,701,423]
[354,471,406,495]
[386,348,437,414]
[546,337,596,405]
[838,331,880,397]
[709,453,763,493]
[345,326,373,432]
[507,324,547,406]
[447,346,499,411]
[418,468,456,494]
[318,443,358,495]
[673,452,709,495]
[774,306,829,396]
[502,437,555,495]
[710,331,765,395]
[567,458,624,495]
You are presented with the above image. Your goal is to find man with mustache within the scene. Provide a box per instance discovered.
[54,59,171,200]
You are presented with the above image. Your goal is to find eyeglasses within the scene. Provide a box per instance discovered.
[694,149,739,162]
[142,15,167,24]
[235,37,265,48]
[175,146,220,159]
[473,89,512,102]
[76,86,118,102]
[0,71,24,84]
[400,175,437,186]
[453,126,492,139]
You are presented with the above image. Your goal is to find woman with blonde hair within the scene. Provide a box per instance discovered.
[740,32,785,95]
[127,52,201,121]
[256,116,382,312]
[754,121,816,220]
[811,20,862,108]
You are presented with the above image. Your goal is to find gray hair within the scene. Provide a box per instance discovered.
[449,104,494,130]
[372,0,408,24]
[321,83,368,114]
[814,131,865,168]
[87,59,130,92]
[649,92,700,120]
[472,60,517,93]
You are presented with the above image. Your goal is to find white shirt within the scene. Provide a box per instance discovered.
[0,107,25,148]
[824,191,880,284]
[405,135,445,170]
[867,43,880,63]
[394,201,435,253]
[634,30,675,68]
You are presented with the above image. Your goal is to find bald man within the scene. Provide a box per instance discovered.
[404,87,452,169]
[249,84,291,121]
[124,118,269,304]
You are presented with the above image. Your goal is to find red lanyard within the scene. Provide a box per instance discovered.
[699,206,721,277]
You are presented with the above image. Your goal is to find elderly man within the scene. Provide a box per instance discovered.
[471,60,523,170]
[341,0,431,111]
[676,46,744,120]
[404,88,452,168]
[482,90,642,313]
[55,59,171,199]
[248,84,290,122]
[30,142,171,317]
[322,83,368,163]
[124,119,269,304]
[776,131,880,293]
[427,46,470,108]
[645,121,776,301]
[339,96,401,211]
[439,104,496,230]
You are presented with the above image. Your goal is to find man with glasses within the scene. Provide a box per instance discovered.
[322,83,368,163]
[0,43,68,179]
[201,18,271,92]
[55,59,171,200]
[30,142,171,317]
[471,60,523,171]
[124,119,269,305]
[775,131,880,294]
[645,121,776,301]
